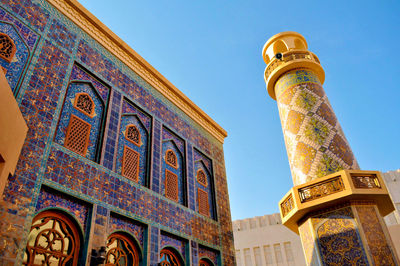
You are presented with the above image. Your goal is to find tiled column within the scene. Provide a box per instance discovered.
[262,32,398,265]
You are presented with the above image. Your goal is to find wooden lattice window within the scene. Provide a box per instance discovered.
[159,248,182,266]
[197,169,208,187]
[125,125,140,146]
[64,114,91,156]
[165,149,178,169]
[165,169,179,202]
[198,188,210,217]
[122,146,140,182]
[105,232,139,266]
[23,210,80,266]
[0,33,16,63]
[74,93,95,117]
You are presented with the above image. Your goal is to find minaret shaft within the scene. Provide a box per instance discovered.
[263,31,398,265]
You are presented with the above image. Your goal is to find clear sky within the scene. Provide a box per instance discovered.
[78,0,400,220]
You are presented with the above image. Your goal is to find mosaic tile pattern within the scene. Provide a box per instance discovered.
[55,81,106,161]
[35,187,90,231]
[355,204,397,265]
[194,149,216,219]
[199,245,219,266]
[275,69,359,185]
[0,1,234,264]
[102,90,121,170]
[160,232,187,263]
[161,127,186,205]
[0,21,30,93]
[108,213,145,249]
[116,112,150,186]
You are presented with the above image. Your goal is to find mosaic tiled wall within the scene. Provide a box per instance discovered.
[0,0,234,265]
[275,69,359,185]
[298,203,398,265]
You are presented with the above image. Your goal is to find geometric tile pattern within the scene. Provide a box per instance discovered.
[194,149,216,219]
[275,69,359,185]
[198,245,219,266]
[160,232,187,263]
[108,213,145,249]
[0,1,234,264]
[355,204,397,265]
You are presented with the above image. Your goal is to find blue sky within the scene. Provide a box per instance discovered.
[78,0,400,220]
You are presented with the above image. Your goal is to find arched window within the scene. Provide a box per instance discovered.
[122,146,140,182]
[199,258,214,266]
[105,232,140,266]
[165,149,178,169]
[74,93,95,117]
[196,169,208,187]
[23,210,81,265]
[0,33,16,63]
[125,125,140,146]
[159,248,182,266]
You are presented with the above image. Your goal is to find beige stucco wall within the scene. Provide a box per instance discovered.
[0,68,28,198]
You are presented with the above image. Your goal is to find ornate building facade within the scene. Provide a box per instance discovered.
[0,0,234,265]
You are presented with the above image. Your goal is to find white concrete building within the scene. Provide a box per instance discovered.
[233,169,400,266]
[232,213,305,266]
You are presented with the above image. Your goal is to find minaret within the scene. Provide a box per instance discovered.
[263,32,398,265]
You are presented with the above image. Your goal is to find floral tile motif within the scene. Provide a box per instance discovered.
[315,154,344,178]
[108,214,145,249]
[285,110,305,134]
[293,142,316,175]
[295,90,317,112]
[316,102,337,127]
[160,232,187,263]
[328,134,354,166]
[313,207,368,265]
[304,117,329,145]
[275,69,359,185]
[355,205,397,265]
[36,187,90,231]
[198,245,219,266]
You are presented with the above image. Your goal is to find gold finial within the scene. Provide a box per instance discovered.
[262,31,325,100]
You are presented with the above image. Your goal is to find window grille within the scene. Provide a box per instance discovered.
[23,210,80,266]
[165,149,178,169]
[106,232,139,266]
[198,188,210,217]
[125,125,140,146]
[159,248,182,265]
[165,169,179,202]
[122,146,140,182]
[0,33,16,63]
[197,169,208,187]
[64,114,91,156]
[74,93,94,117]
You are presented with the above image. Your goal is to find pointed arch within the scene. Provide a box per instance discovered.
[74,92,95,117]
[125,124,141,146]
[165,149,178,169]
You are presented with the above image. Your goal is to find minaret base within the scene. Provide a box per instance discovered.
[279,170,399,265]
